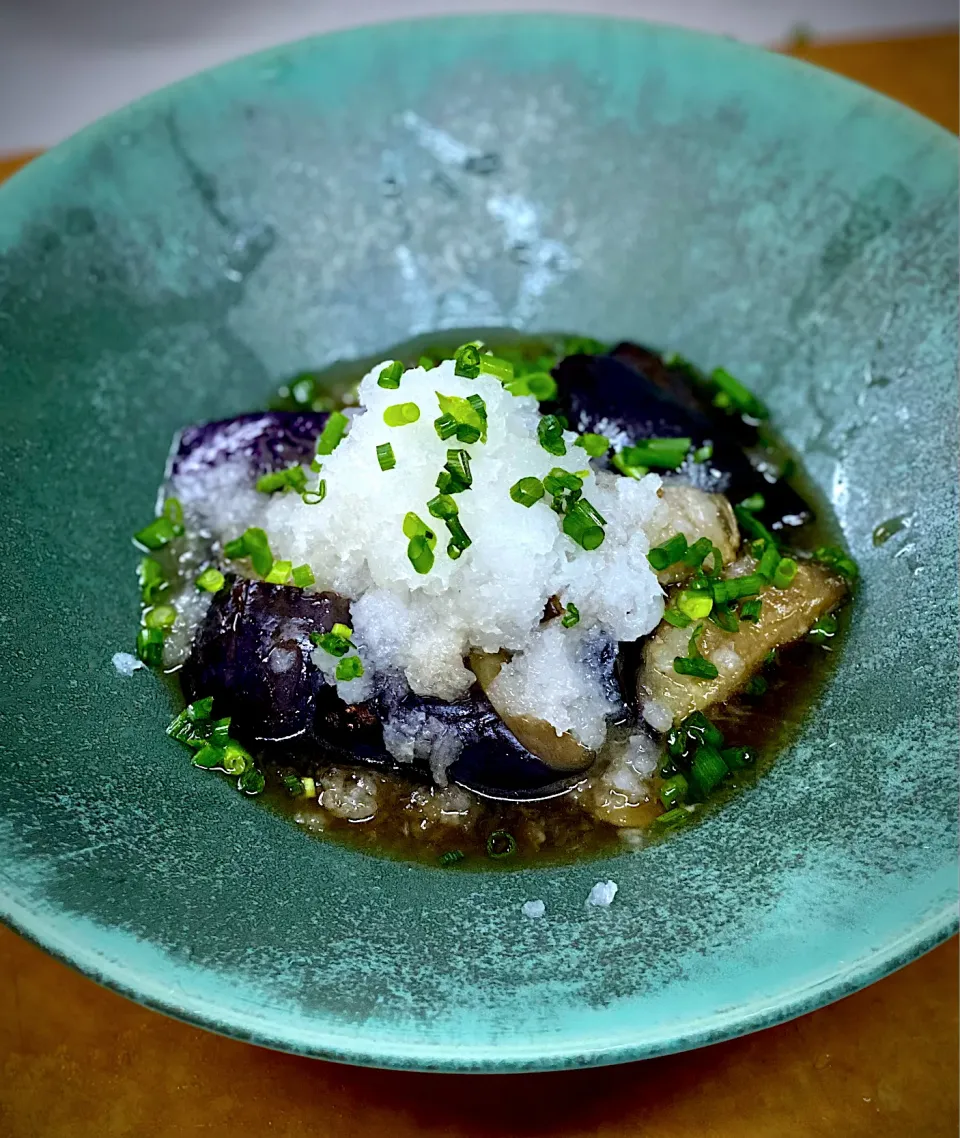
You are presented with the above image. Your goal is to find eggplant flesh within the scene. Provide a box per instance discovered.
[550,345,812,532]
[170,411,329,485]
[180,577,587,800]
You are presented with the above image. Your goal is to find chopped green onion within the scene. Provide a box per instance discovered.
[433,412,459,441]
[478,354,514,381]
[711,367,769,420]
[301,478,327,505]
[677,711,724,752]
[376,442,396,471]
[133,515,178,550]
[673,657,719,680]
[377,360,404,389]
[436,449,472,494]
[652,807,694,834]
[196,567,226,593]
[659,773,689,810]
[209,717,232,748]
[331,623,352,639]
[772,557,798,589]
[238,768,266,795]
[525,372,558,401]
[740,598,763,622]
[427,493,459,521]
[710,573,765,605]
[647,532,689,571]
[677,590,713,621]
[721,745,756,770]
[510,477,545,508]
[444,517,472,557]
[693,442,714,464]
[163,498,184,529]
[383,402,421,427]
[574,432,610,457]
[138,558,167,604]
[744,675,768,697]
[418,355,436,371]
[662,607,693,629]
[144,603,177,630]
[757,543,782,581]
[315,411,349,455]
[486,830,517,859]
[739,493,766,512]
[561,602,580,628]
[310,629,353,657]
[256,465,308,494]
[734,505,778,547]
[813,545,859,581]
[562,501,605,550]
[435,392,486,443]
[223,536,247,559]
[563,335,606,356]
[689,744,728,797]
[264,559,292,585]
[282,774,305,797]
[335,656,364,682]
[808,612,839,644]
[404,512,437,575]
[240,527,273,577]
[439,849,465,867]
[136,626,165,668]
[709,603,739,632]
[611,451,648,479]
[537,414,567,456]
[192,743,225,770]
[618,437,691,470]
[682,537,714,568]
[543,468,583,497]
[291,563,315,589]
[454,343,482,378]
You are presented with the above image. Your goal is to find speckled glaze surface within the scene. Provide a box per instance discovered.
[0,16,957,1073]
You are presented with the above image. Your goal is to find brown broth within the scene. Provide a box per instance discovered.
[232,331,853,868]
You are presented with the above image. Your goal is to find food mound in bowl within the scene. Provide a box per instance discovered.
[131,336,855,865]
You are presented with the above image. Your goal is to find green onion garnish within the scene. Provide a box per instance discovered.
[525,372,558,401]
[377,360,404,389]
[478,354,513,382]
[439,849,466,867]
[444,517,472,558]
[241,527,273,577]
[662,607,693,629]
[739,493,766,512]
[673,623,719,680]
[677,590,713,621]
[136,626,164,668]
[809,612,839,644]
[133,515,179,551]
[301,478,327,505]
[647,532,689,571]
[574,432,610,457]
[435,392,486,444]
[418,355,436,371]
[757,543,782,581]
[660,773,689,810]
[486,830,517,859]
[682,537,714,568]
[734,506,778,547]
[282,774,305,797]
[264,559,292,585]
[772,557,798,589]
[433,413,458,441]
[510,477,545,507]
[427,493,459,521]
[144,603,176,630]
[744,675,768,696]
[710,573,765,605]
[256,465,308,494]
[693,442,714,464]
[561,602,580,628]
[335,656,364,682]
[138,558,167,604]
[310,625,355,657]
[453,343,482,378]
[611,451,648,479]
[376,442,396,471]
[404,512,437,575]
[652,807,694,834]
[689,744,728,797]
[238,768,266,795]
[711,367,769,420]
[436,449,472,494]
[813,545,859,580]
[315,411,349,455]
[740,598,763,622]
[543,468,583,497]
[196,567,225,593]
[709,603,739,632]
[618,437,691,470]
[721,745,756,770]
[537,414,567,456]
[291,564,314,589]
[562,500,605,550]
[383,402,421,427]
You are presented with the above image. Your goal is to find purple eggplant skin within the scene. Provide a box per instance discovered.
[180,577,587,800]
[169,410,329,488]
[550,345,813,532]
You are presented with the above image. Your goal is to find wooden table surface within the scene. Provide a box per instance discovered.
[1,30,957,1138]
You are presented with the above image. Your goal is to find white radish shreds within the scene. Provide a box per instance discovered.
[522,900,546,919]
[250,358,664,727]
[586,880,619,907]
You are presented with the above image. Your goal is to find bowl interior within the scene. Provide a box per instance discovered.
[0,15,956,1071]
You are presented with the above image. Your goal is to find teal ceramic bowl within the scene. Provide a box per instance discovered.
[0,16,957,1072]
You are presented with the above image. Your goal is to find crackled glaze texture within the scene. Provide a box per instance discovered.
[0,17,956,1072]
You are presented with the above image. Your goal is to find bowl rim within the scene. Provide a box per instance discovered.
[0,12,957,1073]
